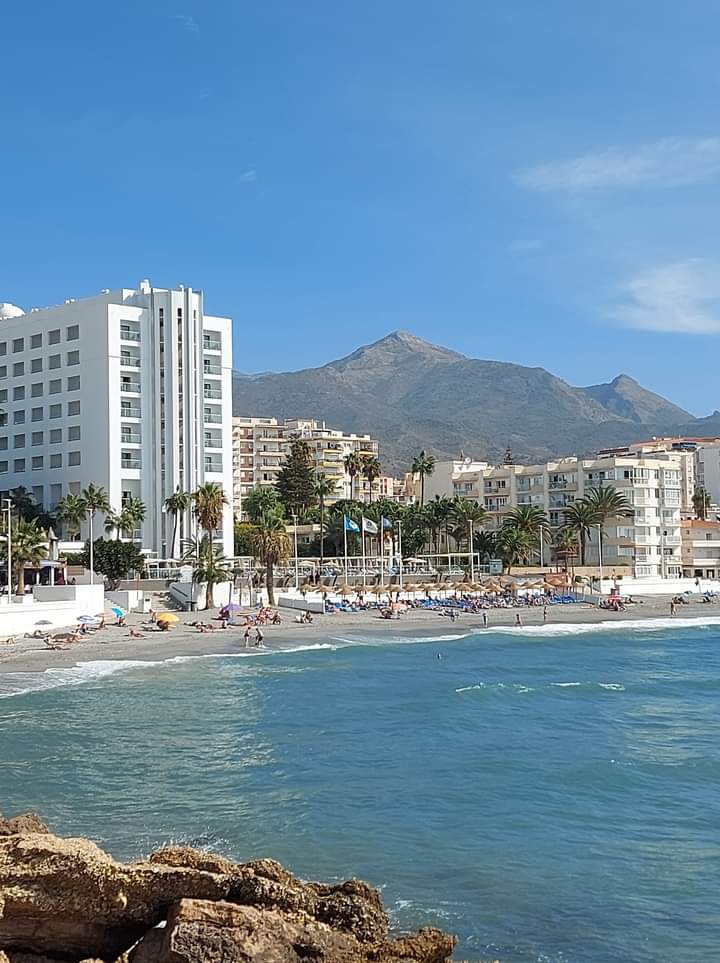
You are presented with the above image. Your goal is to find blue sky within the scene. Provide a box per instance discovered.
[2,1,720,414]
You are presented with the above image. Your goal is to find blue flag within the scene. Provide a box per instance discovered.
[382,517,393,530]
[344,515,360,532]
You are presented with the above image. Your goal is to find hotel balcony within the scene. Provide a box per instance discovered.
[204,432,223,450]
[203,337,222,352]
[120,405,141,419]
[204,458,223,474]
[120,381,141,394]
[120,326,141,342]
[121,456,142,470]
[203,386,222,400]
[120,352,141,369]
[121,430,141,445]
[203,361,222,377]
[204,409,222,424]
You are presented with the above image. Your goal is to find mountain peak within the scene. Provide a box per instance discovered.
[333,330,465,369]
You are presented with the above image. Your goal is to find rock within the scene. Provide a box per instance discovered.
[371,928,457,962]
[0,832,231,958]
[149,846,238,876]
[311,879,388,943]
[131,899,379,962]
[0,814,50,837]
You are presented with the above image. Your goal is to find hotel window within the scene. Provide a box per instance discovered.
[50,484,61,505]
[31,456,43,471]
[67,400,80,416]
[0,462,7,473]
[0,391,6,404]
[31,432,43,446]
[48,329,60,345]
[13,435,24,448]
[50,454,61,469]
[13,411,24,425]
[67,375,80,391]
[0,343,6,356]
[30,383,43,398]
[30,333,42,349]
[12,362,24,377]
[66,325,79,341]
[67,350,80,366]
[49,379,61,394]
[49,404,61,419]
[67,425,80,441]
[49,429,61,444]
[0,367,6,379]
[0,439,6,451]
[48,355,61,369]
[13,459,24,472]
[12,338,24,353]
[30,358,42,373]
[31,407,42,422]
[68,451,81,467]
[12,387,24,401]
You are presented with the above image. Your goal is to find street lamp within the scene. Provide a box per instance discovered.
[291,513,299,592]
[469,519,475,583]
[3,498,11,602]
[597,523,603,592]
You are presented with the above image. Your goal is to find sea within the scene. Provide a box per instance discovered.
[1,619,718,962]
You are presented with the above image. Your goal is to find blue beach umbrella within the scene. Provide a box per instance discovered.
[77,615,99,624]
[111,606,124,617]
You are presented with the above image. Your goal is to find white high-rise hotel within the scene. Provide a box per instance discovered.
[0,281,234,557]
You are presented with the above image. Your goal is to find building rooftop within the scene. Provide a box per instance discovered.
[681,519,720,528]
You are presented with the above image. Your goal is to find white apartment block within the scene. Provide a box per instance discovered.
[427,454,684,578]
[680,519,720,579]
[233,417,387,515]
[0,282,233,558]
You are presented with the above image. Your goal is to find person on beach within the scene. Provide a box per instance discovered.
[255,627,264,646]
[243,626,251,646]
[515,613,522,627]
[482,611,488,628]
[543,606,548,623]
[670,599,676,616]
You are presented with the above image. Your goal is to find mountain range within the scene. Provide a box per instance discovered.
[232,331,719,474]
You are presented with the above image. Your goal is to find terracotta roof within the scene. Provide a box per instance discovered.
[681,519,720,528]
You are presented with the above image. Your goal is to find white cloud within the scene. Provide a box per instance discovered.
[612,260,720,334]
[517,137,720,190]
[172,13,199,32]
[238,169,257,183]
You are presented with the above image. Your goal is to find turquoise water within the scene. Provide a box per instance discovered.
[1,622,719,962]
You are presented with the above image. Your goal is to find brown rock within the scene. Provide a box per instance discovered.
[311,879,389,943]
[371,928,457,962]
[0,814,50,837]
[0,832,231,958]
[149,846,237,876]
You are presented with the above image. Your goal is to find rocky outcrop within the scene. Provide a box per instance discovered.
[0,817,460,963]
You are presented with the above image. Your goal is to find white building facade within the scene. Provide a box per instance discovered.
[0,282,234,557]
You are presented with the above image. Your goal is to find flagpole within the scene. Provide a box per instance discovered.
[361,520,367,590]
[398,519,404,595]
[343,517,348,585]
[380,516,385,589]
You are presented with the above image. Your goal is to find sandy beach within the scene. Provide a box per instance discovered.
[0,593,718,678]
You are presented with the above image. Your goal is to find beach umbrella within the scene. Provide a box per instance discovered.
[111,606,124,617]
[77,615,100,624]
[370,584,386,596]
[223,602,243,612]
[156,612,179,623]
[35,619,53,626]
[337,584,356,597]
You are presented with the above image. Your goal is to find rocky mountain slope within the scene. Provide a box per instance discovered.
[232,331,706,473]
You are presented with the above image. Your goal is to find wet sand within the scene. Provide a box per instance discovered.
[0,593,718,676]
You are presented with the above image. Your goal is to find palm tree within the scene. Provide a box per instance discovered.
[411,450,436,506]
[343,452,364,501]
[164,488,193,558]
[564,500,597,566]
[243,485,283,523]
[474,529,499,563]
[553,526,579,574]
[121,496,146,541]
[192,542,233,610]
[506,505,550,564]
[450,497,487,560]
[56,493,86,540]
[7,518,48,596]
[80,483,111,585]
[497,523,533,574]
[583,485,633,565]
[10,486,38,522]
[193,482,229,550]
[693,486,711,521]
[424,496,453,555]
[251,510,291,606]
[313,473,337,566]
[360,454,382,502]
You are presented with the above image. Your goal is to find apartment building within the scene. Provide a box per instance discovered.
[680,519,720,578]
[232,417,383,516]
[0,282,234,557]
[427,454,683,578]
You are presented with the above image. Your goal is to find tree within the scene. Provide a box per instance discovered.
[243,486,283,523]
[193,482,228,550]
[411,450,435,505]
[360,454,382,502]
[251,510,291,606]
[120,496,146,540]
[234,521,257,556]
[583,485,633,563]
[450,498,487,550]
[104,510,122,540]
[553,527,578,574]
[564,500,597,566]
[192,542,233,610]
[506,505,550,563]
[313,472,338,565]
[164,488,193,558]
[56,493,86,540]
[276,440,316,518]
[473,529,499,563]
[80,484,111,584]
[4,518,48,596]
[497,523,533,574]
[693,486,711,521]
[425,496,454,554]
[343,452,364,502]
[10,486,38,522]
[81,539,145,588]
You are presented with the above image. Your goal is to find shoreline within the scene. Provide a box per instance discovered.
[0,593,718,685]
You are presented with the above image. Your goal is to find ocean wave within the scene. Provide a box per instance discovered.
[0,659,161,699]
[457,680,626,694]
[487,615,720,636]
[329,633,470,646]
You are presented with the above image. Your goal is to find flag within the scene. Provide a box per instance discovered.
[362,517,378,534]
[382,517,393,529]
[344,515,360,532]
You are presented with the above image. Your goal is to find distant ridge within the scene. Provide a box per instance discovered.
[232,331,709,473]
